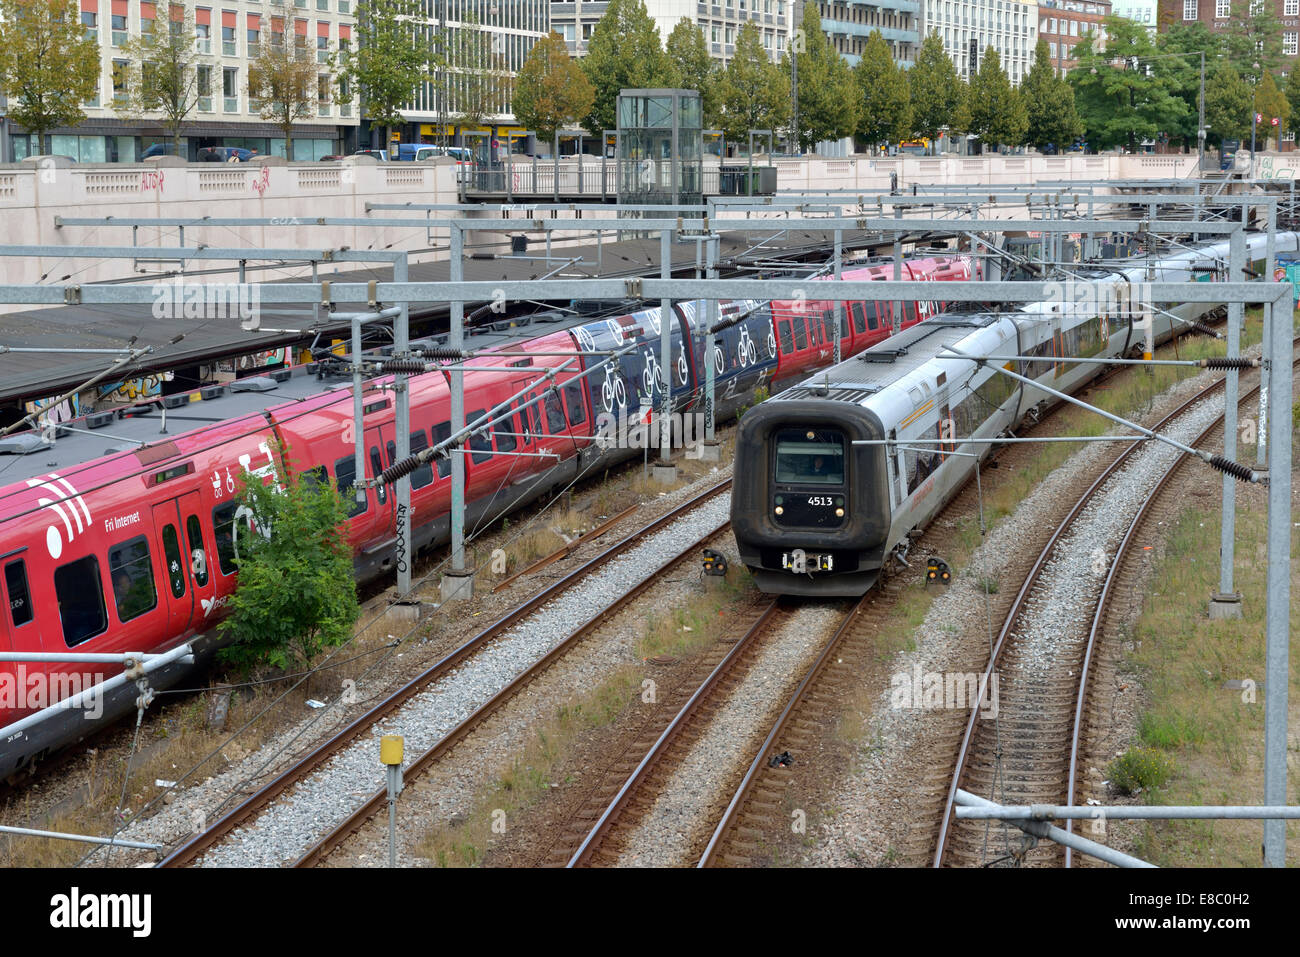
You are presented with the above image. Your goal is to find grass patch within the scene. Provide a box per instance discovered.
[1108,747,1175,795]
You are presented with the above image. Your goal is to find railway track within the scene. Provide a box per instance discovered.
[932,352,1291,868]
[158,478,734,867]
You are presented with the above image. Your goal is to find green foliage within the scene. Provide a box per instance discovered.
[908,32,966,141]
[579,0,677,136]
[339,0,434,142]
[853,31,910,151]
[1253,72,1289,142]
[787,4,857,151]
[1068,16,1188,152]
[666,19,719,126]
[0,0,101,149]
[1222,0,1284,82]
[513,31,594,145]
[718,21,790,144]
[967,46,1026,149]
[1109,747,1175,795]
[218,457,359,671]
[1158,23,1218,147]
[1021,40,1082,151]
[247,0,324,158]
[1205,60,1252,144]
[118,4,211,152]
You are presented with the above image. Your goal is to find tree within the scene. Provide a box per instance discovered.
[449,15,510,146]
[247,0,324,159]
[786,3,857,151]
[513,31,595,146]
[1068,17,1188,152]
[1285,69,1300,134]
[1205,60,1252,144]
[1254,71,1290,145]
[218,454,359,670]
[666,18,718,125]
[1223,0,1284,82]
[119,3,211,156]
[1021,40,1082,151]
[1158,22,1219,149]
[0,0,101,154]
[853,30,910,152]
[717,21,789,145]
[966,46,1026,150]
[579,0,677,136]
[339,0,434,151]
[909,31,966,144]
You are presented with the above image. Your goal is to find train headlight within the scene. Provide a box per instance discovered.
[775,505,784,515]
[835,507,844,517]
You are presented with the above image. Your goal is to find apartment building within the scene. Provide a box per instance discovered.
[1038,0,1111,73]
[550,0,792,64]
[397,0,549,145]
[1112,0,1157,27]
[1157,0,1300,74]
[7,0,360,162]
[813,0,919,66]
[920,0,1039,83]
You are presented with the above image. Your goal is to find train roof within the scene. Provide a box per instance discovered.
[777,313,1007,403]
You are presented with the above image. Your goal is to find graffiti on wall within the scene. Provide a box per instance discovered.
[99,372,173,404]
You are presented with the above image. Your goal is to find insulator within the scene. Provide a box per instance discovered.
[381,456,422,485]
[1208,455,1255,482]
[1200,357,1257,370]
[1188,320,1221,337]
[412,347,469,360]
[380,359,429,374]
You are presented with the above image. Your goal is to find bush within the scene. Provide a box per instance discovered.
[1108,747,1175,795]
[218,454,359,670]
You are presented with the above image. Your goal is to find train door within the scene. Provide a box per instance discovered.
[151,496,199,637]
[365,425,390,517]
[936,372,952,463]
[176,491,217,627]
[888,429,903,504]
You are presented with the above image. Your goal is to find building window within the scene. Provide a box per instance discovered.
[1216,0,1230,15]
[223,25,237,55]
[82,11,97,41]
[1287,32,1299,56]
[111,59,129,102]
[223,66,239,111]
[1288,0,1300,15]
[1183,0,1197,18]
[111,13,127,45]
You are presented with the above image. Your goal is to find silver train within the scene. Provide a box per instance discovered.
[731,231,1297,596]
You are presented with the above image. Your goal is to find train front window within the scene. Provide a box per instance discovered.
[774,430,845,485]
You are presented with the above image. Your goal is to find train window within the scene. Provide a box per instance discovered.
[334,457,369,518]
[161,524,186,598]
[185,515,209,588]
[791,318,807,350]
[213,502,239,575]
[495,414,517,453]
[55,555,108,647]
[300,465,328,489]
[409,431,434,490]
[544,391,567,434]
[903,301,918,324]
[370,447,387,505]
[773,429,845,485]
[563,383,586,427]
[5,559,32,627]
[108,535,158,622]
[836,307,850,342]
[526,397,542,438]
[432,421,452,477]
[850,303,866,335]
[468,409,493,463]
[820,310,836,343]
[776,321,794,354]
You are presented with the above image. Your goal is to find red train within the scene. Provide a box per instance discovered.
[0,253,974,777]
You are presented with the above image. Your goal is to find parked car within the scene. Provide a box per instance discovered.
[197,146,256,162]
[140,143,181,159]
[320,155,343,161]
[353,149,389,161]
